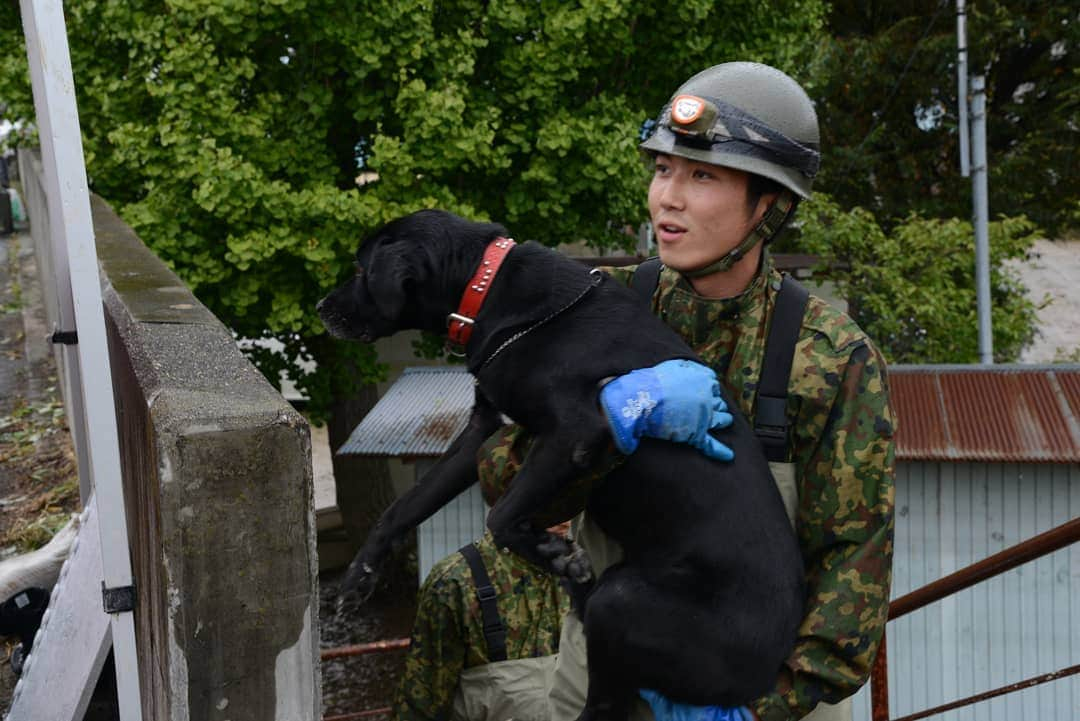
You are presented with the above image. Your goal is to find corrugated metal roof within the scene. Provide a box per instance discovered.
[891,365,1080,463]
[340,364,1080,464]
[337,367,474,457]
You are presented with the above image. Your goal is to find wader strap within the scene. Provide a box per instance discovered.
[630,257,663,306]
[459,543,508,662]
[755,275,809,463]
[629,263,809,461]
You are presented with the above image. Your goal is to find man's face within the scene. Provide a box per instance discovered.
[648,154,757,274]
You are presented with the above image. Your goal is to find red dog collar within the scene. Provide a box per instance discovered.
[447,237,516,347]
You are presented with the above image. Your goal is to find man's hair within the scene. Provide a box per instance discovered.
[746,173,784,215]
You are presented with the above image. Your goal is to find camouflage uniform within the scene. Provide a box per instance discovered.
[392,530,572,721]
[475,254,896,721]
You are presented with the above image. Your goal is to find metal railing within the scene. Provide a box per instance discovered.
[320,517,1080,721]
[320,638,411,721]
[870,516,1080,721]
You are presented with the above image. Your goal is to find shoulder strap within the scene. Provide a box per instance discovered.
[755,275,810,463]
[459,543,508,662]
[630,259,808,463]
[630,256,663,305]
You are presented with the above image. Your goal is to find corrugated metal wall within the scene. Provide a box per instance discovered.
[415,459,488,581]
[853,461,1080,721]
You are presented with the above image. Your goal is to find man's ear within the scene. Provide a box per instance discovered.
[365,241,415,321]
[754,191,780,225]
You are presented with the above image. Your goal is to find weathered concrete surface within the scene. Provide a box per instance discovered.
[1008,236,1080,362]
[92,193,320,721]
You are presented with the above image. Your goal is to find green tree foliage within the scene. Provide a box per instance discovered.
[796,194,1040,364]
[0,0,827,416]
[811,1,1078,236]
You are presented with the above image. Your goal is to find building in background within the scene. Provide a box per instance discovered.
[342,364,1080,720]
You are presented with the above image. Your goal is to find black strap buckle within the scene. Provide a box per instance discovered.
[754,395,790,463]
[102,582,137,613]
[49,330,78,345]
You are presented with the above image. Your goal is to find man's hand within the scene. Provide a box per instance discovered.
[599,359,734,461]
[638,689,753,721]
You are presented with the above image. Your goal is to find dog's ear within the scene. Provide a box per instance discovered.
[365,240,417,321]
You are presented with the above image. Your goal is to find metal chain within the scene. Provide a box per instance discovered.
[478,269,604,371]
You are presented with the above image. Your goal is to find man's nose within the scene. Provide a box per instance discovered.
[659,177,686,210]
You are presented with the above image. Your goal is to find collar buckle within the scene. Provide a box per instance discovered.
[447,312,475,327]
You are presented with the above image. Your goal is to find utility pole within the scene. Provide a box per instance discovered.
[957,0,970,176]
[970,75,993,363]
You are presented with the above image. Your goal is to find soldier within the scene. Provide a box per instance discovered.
[392,471,571,721]
[476,62,896,721]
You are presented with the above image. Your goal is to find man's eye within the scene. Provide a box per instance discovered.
[693,169,713,180]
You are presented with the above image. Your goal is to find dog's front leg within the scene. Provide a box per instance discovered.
[486,422,606,581]
[340,388,503,606]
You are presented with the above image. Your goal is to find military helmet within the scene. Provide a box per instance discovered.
[640,62,820,198]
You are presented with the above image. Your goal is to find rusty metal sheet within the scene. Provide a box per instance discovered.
[337,367,474,457]
[891,365,1080,463]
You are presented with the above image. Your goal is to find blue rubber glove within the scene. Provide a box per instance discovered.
[599,359,735,461]
[639,689,753,721]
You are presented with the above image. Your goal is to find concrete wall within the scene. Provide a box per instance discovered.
[19,150,319,720]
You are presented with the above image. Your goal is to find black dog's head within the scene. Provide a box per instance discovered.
[317,209,508,342]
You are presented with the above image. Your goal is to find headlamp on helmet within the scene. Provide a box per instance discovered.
[653,94,820,181]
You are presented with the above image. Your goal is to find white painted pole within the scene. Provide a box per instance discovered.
[957,0,970,177]
[970,75,993,364]
[17,0,144,718]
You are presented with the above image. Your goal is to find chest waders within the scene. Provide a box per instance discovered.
[550,262,851,721]
[453,543,557,721]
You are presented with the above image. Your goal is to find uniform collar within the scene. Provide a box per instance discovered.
[660,252,779,345]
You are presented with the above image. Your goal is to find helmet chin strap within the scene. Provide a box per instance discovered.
[682,190,798,279]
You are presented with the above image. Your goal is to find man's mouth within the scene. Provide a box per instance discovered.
[655,221,687,242]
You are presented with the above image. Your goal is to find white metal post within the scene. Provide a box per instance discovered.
[15,0,144,718]
[970,75,993,364]
[957,0,970,176]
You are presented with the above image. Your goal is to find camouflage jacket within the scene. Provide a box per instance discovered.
[475,254,896,721]
[392,531,571,721]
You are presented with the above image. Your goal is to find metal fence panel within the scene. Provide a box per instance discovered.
[415,457,488,581]
[853,461,1080,721]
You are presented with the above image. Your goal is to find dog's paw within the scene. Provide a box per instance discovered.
[563,544,594,584]
[545,539,593,584]
[337,560,378,613]
[536,533,574,560]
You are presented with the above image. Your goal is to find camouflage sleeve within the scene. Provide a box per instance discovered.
[600,265,635,287]
[751,341,897,721]
[392,562,471,721]
[476,424,531,505]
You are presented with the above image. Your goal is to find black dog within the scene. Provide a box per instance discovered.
[0,587,50,675]
[318,210,804,718]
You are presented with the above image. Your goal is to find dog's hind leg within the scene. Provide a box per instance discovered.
[580,564,779,713]
[340,388,503,605]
